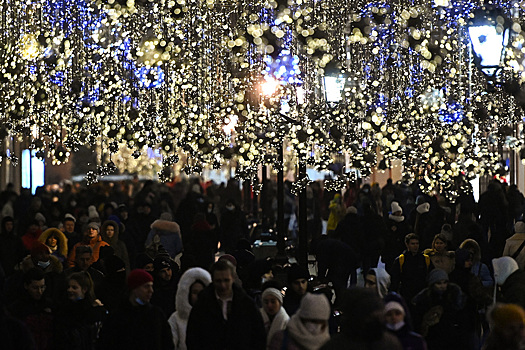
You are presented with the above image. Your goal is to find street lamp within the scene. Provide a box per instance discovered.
[323,62,346,103]
[467,7,510,82]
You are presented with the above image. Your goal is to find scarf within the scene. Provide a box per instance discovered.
[261,307,290,347]
[287,314,330,350]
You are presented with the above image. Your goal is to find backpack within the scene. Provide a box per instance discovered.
[398,253,430,273]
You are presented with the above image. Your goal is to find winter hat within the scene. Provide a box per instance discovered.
[35,212,46,223]
[384,301,405,316]
[297,293,331,321]
[391,202,403,214]
[219,254,237,267]
[493,257,520,286]
[515,221,525,234]
[87,222,100,232]
[287,263,310,283]
[346,206,357,215]
[31,242,50,257]
[415,195,427,206]
[491,304,525,329]
[135,253,154,269]
[440,224,453,242]
[64,213,76,223]
[159,212,173,221]
[191,184,202,194]
[127,269,154,290]
[153,255,172,272]
[262,287,283,305]
[427,268,449,286]
[416,202,430,214]
[88,205,99,220]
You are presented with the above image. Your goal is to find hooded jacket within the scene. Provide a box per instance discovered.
[146,220,183,258]
[503,232,525,270]
[101,220,130,271]
[493,256,525,309]
[38,228,68,261]
[168,267,212,350]
[369,267,390,298]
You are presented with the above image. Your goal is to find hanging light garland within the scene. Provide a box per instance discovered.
[0,0,525,199]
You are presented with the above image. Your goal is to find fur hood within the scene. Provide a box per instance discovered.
[20,254,63,274]
[150,219,180,234]
[38,228,68,257]
[101,220,120,245]
[175,267,212,320]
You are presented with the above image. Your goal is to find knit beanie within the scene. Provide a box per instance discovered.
[88,205,99,220]
[287,263,310,283]
[297,293,331,321]
[127,269,154,290]
[346,206,357,215]
[219,254,238,267]
[31,242,50,257]
[384,301,405,316]
[64,213,76,223]
[262,288,283,305]
[491,304,525,329]
[427,268,449,286]
[416,202,430,214]
[391,201,403,214]
[35,212,46,223]
[87,222,100,231]
[153,255,172,272]
[515,221,525,234]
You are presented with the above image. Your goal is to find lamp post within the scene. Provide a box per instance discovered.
[467,7,510,86]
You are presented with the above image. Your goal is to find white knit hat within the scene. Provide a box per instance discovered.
[346,206,357,215]
[88,205,99,219]
[297,293,331,321]
[35,212,46,223]
[262,288,283,305]
[391,201,402,214]
[64,213,76,223]
[384,301,405,316]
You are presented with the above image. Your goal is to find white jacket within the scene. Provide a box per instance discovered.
[168,267,211,350]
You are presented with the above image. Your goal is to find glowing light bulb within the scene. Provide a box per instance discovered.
[262,77,280,96]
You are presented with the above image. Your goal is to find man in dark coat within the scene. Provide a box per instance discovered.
[390,233,433,303]
[186,259,266,350]
[98,269,174,350]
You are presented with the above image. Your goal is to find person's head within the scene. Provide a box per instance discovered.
[30,242,51,269]
[23,268,46,301]
[493,257,520,286]
[427,268,449,293]
[287,263,310,296]
[224,199,236,212]
[2,216,14,234]
[459,239,481,263]
[384,301,406,330]
[45,232,58,248]
[296,293,331,335]
[339,288,386,340]
[153,256,173,282]
[210,259,235,298]
[85,222,100,240]
[135,253,154,272]
[105,223,116,239]
[404,233,419,254]
[432,233,448,253]
[63,214,76,233]
[128,269,154,305]
[391,201,403,216]
[67,272,95,302]
[364,270,377,291]
[189,280,206,307]
[455,247,474,270]
[75,245,93,271]
[262,287,283,317]
[490,303,525,346]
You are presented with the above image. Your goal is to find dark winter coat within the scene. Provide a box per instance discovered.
[100,220,130,271]
[186,283,266,350]
[98,299,174,350]
[387,325,427,350]
[390,251,432,303]
[499,269,525,309]
[320,332,402,350]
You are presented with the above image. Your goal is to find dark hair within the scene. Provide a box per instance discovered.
[405,233,419,245]
[68,272,96,303]
[23,268,45,285]
[188,280,206,306]
[210,259,235,278]
[75,245,93,256]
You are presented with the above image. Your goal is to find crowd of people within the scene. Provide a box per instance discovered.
[1,176,525,349]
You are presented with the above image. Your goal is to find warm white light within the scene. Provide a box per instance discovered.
[262,77,280,96]
[323,76,345,102]
[223,114,238,135]
[434,0,449,6]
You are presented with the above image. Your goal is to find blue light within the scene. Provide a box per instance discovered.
[439,100,464,123]
[264,49,302,85]
[136,66,165,89]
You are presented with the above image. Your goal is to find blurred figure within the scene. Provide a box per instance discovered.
[327,194,345,234]
[283,264,310,316]
[384,300,426,350]
[364,267,390,298]
[260,287,289,348]
[483,303,525,350]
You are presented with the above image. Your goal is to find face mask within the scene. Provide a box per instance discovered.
[226,205,235,211]
[135,297,146,306]
[304,321,324,335]
[207,208,213,213]
[37,260,51,269]
[389,214,404,222]
[386,321,405,331]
